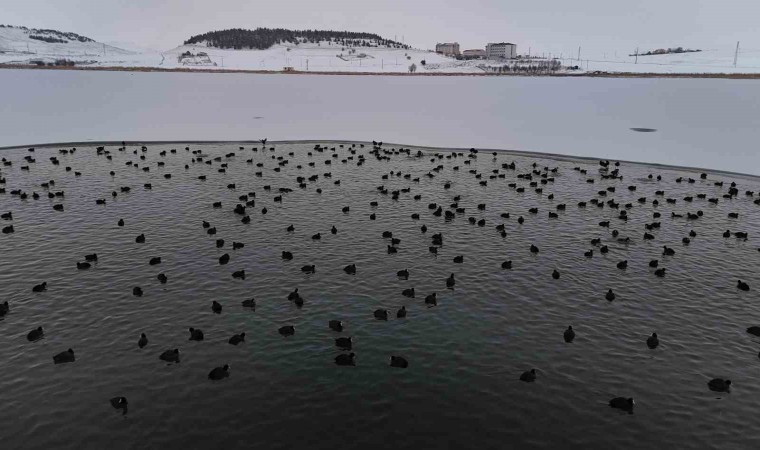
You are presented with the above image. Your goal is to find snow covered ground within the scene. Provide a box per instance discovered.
[5,25,760,74]
[2,69,759,175]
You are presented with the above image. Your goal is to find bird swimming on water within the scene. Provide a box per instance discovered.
[564,326,575,343]
[646,332,659,349]
[519,369,536,382]
[53,348,75,364]
[208,364,230,380]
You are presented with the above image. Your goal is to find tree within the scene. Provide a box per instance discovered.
[409,63,417,73]
[421,59,426,66]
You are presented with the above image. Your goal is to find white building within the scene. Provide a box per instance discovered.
[435,42,460,57]
[485,43,517,59]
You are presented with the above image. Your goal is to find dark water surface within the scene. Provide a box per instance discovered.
[1,142,759,449]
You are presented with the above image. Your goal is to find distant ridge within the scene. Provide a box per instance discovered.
[184,27,410,50]
[0,24,94,44]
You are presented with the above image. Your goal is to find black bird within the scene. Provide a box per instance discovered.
[208,364,230,380]
[287,224,295,232]
[27,326,43,341]
[288,288,300,301]
[397,306,407,318]
[242,298,256,308]
[552,269,560,279]
[708,378,731,392]
[402,288,415,298]
[229,333,246,345]
[76,262,91,270]
[279,325,295,336]
[117,219,124,227]
[600,245,609,254]
[135,234,145,243]
[374,309,389,320]
[219,253,230,265]
[390,356,409,368]
[84,254,98,262]
[159,349,180,363]
[584,250,593,258]
[110,397,128,411]
[149,257,161,265]
[132,286,143,297]
[331,225,337,234]
[329,320,344,332]
[738,280,750,291]
[424,293,437,306]
[301,265,315,273]
[605,289,615,301]
[563,326,575,343]
[616,260,628,270]
[232,242,244,250]
[654,268,666,277]
[189,327,204,341]
[282,251,293,260]
[157,273,168,283]
[609,397,634,412]
[336,337,353,350]
[453,255,464,263]
[211,301,222,313]
[446,273,455,288]
[312,233,321,240]
[335,353,356,366]
[344,264,356,274]
[663,246,675,256]
[649,259,659,268]
[397,269,409,278]
[138,333,148,348]
[53,348,75,364]
[232,270,245,279]
[519,369,536,382]
[501,260,513,269]
[32,282,47,293]
[530,244,539,254]
[746,326,760,337]
[646,333,659,349]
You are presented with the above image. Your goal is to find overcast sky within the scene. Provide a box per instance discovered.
[4,0,758,57]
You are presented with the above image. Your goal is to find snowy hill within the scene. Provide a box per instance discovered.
[3,24,760,75]
[0,25,135,66]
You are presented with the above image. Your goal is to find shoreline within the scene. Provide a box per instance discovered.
[3,64,760,79]
[2,139,758,181]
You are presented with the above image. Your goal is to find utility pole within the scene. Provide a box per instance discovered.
[734,41,740,67]
[577,46,581,61]
[103,43,106,56]
[306,59,309,71]
[635,47,639,64]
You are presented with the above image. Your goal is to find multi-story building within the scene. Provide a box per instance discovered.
[485,42,517,59]
[435,42,460,57]
[462,49,486,59]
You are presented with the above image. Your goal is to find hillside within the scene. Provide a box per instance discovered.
[184,27,410,50]
[3,24,760,75]
[0,25,134,66]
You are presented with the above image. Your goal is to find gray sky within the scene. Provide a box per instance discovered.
[3,0,758,56]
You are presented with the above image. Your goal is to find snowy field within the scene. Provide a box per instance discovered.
[1,69,759,176]
[4,25,760,74]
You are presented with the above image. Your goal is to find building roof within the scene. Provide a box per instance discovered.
[436,42,459,46]
[487,42,515,46]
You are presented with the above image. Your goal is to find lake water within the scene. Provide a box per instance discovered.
[1,69,760,175]
[1,141,759,449]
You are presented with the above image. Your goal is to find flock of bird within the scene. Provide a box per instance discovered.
[1,138,759,415]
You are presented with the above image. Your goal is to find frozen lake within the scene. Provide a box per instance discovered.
[1,69,759,175]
